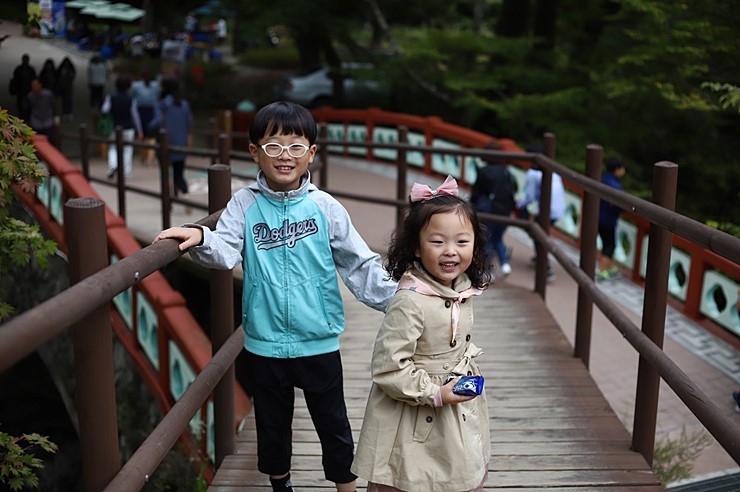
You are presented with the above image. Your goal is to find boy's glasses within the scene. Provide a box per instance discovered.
[260,143,310,158]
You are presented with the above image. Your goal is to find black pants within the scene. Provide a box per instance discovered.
[172,160,188,195]
[243,350,356,484]
[598,224,616,258]
[89,85,104,109]
[60,90,74,116]
[16,94,30,121]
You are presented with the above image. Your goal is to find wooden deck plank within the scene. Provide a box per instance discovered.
[210,283,661,490]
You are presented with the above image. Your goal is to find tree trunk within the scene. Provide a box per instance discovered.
[533,0,557,49]
[495,0,531,37]
[472,0,485,34]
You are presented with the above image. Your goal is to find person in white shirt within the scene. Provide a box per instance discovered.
[217,18,227,44]
[87,54,108,110]
[516,166,566,223]
[516,163,565,280]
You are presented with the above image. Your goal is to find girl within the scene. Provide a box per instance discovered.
[352,176,492,491]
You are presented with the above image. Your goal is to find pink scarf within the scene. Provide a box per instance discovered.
[397,271,484,344]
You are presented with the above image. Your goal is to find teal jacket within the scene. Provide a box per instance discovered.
[189,171,395,358]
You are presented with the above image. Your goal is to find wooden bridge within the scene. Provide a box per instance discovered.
[2,109,739,491]
[210,282,662,490]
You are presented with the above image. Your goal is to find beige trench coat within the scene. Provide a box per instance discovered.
[351,268,491,491]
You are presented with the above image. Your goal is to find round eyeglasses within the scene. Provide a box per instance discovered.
[260,143,310,158]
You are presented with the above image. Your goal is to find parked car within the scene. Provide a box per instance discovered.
[273,62,390,108]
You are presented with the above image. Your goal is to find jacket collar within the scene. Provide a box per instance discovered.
[407,262,473,296]
[251,169,316,201]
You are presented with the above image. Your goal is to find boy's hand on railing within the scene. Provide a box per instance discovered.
[153,226,203,251]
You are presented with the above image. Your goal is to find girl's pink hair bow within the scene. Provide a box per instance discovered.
[409,175,459,202]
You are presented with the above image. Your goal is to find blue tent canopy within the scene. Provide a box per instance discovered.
[193,0,234,17]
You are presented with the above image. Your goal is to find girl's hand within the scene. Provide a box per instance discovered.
[153,226,202,251]
[440,377,476,405]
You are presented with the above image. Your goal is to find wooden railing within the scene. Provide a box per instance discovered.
[5,136,251,488]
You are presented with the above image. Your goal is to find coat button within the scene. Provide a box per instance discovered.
[445,300,451,308]
[426,416,433,423]
[443,363,450,370]
[465,334,471,341]
[450,339,457,347]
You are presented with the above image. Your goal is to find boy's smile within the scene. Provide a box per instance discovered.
[250,134,316,191]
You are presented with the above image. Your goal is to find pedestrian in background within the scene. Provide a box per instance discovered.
[470,141,517,277]
[217,18,227,44]
[27,78,57,146]
[516,159,565,281]
[87,54,108,110]
[55,56,76,121]
[597,156,626,281]
[131,69,160,166]
[101,76,142,179]
[38,58,57,97]
[157,85,192,196]
[10,54,36,121]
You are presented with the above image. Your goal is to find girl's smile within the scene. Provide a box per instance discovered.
[415,211,475,287]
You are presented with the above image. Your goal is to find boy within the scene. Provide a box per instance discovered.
[597,156,626,280]
[155,101,396,491]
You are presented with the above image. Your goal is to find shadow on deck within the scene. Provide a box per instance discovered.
[209,282,662,490]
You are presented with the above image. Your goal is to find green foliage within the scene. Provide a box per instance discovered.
[0,431,58,490]
[0,108,57,321]
[706,220,740,238]
[652,427,712,485]
[238,48,301,69]
[702,82,740,113]
[376,0,740,230]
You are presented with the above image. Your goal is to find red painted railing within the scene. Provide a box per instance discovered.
[13,135,251,476]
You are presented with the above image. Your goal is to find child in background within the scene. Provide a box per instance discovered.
[597,156,626,280]
[352,176,492,491]
[154,101,396,492]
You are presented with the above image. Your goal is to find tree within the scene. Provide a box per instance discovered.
[0,108,57,321]
[0,432,58,490]
[0,109,59,489]
[366,0,738,228]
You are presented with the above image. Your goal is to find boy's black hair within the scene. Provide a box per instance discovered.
[605,155,625,172]
[115,76,131,92]
[249,101,317,146]
[385,195,491,289]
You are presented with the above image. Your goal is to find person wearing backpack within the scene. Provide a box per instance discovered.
[470,141,517,277]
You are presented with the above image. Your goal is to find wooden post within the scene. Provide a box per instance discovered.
[79,124,90,180]
[319,123,328,189]
[574,144,602,367]
[218,133,231,166]
[210,116,219,165]
[396,126,409,229]
[533,133,556,298]
[158,129,172,230]
[66,198,121,491]
[631,161,678,465]
[114,126,126,221]
[208,164,236,467]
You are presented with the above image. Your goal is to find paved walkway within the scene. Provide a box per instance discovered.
[2,19,738,484]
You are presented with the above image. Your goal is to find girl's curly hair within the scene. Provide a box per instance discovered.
[385,195,491,289]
